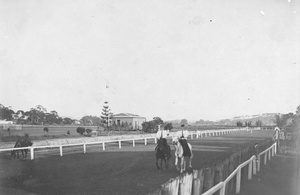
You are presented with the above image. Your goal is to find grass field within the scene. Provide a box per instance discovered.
[0,130,274,195]
[0,125,149,143]
[0,125,239,144]
[239,153,300,195]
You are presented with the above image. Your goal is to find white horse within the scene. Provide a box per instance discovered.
[172,136,193,173]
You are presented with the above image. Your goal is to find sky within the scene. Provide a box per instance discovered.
[0,0,299,121]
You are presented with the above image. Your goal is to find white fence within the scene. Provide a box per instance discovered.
[202,142,276,195]
[150,129,274,195]
[0,128,243,160]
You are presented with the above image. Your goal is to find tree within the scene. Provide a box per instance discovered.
[296,105,300,116]
[36,105,47,124]
[290,105,300,131]
[43,127,49,136]
[45,112,57,125]
[28,105,48,125]
[0,104,15,121]
[81,116,102,126]
[255,120,262,127]
[245,121,252,127]
[153,117,164,125]
[81,116,93,126]
[142,121,156,133]
[164,122,173,130]
[101,101,112,131]
[273,113,293,128]
[15,110,26,124]
[85,129,93,136]
[76,127,86,136]
[236,121,243,127]
[63,117,74,125]
[180,119,188,126]
[152,117,164,129]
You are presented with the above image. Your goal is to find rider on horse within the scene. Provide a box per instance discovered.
[176,125,191,157]
[156,125,169,146]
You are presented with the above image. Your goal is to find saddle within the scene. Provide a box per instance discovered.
[179,139,191,157]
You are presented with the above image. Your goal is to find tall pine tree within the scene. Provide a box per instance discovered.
[101,101,111,131]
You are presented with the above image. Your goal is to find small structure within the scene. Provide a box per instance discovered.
[112,113,146,130]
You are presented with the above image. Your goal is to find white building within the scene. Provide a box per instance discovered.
[112,113,146,130]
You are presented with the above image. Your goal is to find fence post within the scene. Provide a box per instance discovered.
[133,139,135,147]
[192,170,200,195]
[253,157,257,175]
[179,173,193,195]
[199,169,205,194]
[220,182,226,195]
[60,146,63,156]
[236,167,241,194]
[272,145,274,157]
[30,147,34,160]
[155,138,157,144]
[119,141,121,149]
[275,142,277,154]
[83,144,86,153]
[257,155,261,172]
[264,152,267,165]
[102,142,105,150]
[145,138,147,145]
[268,149,271,160]
[248,160,252,180]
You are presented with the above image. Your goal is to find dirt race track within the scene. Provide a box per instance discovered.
[0,130,274,195]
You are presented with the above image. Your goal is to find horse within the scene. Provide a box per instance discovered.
[172,136,193,173]
[11,138,33,159]
[155,138,171,171]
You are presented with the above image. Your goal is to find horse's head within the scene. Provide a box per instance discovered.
[172,136,179,145]
[157,138,166,148]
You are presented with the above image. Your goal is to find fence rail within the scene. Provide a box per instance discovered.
[202,142,276,195]
[152,140,276,195]
[0,128,244,160]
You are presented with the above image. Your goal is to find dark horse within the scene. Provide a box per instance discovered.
[11,138,33,159]
[155,138,171,171]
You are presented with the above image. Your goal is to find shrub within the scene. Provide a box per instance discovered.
[44,127,49,132]
[76,127,86,136]
[86,129,92,135]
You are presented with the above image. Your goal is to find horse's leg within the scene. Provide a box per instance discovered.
[165,157,169,169]
[11,151,16,160]
[16,150,19,159]
[21,150,25,159]
[160,158,163,170]
[175,154,180,171]
[24,150,28,158]
[180,157,184,173]
[163,157,167,170]
[189,151,193,168]
[156,157,160,171]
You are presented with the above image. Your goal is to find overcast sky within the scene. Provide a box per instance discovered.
[0,0,299,121]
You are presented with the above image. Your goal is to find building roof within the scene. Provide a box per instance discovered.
[112,113,145,118]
